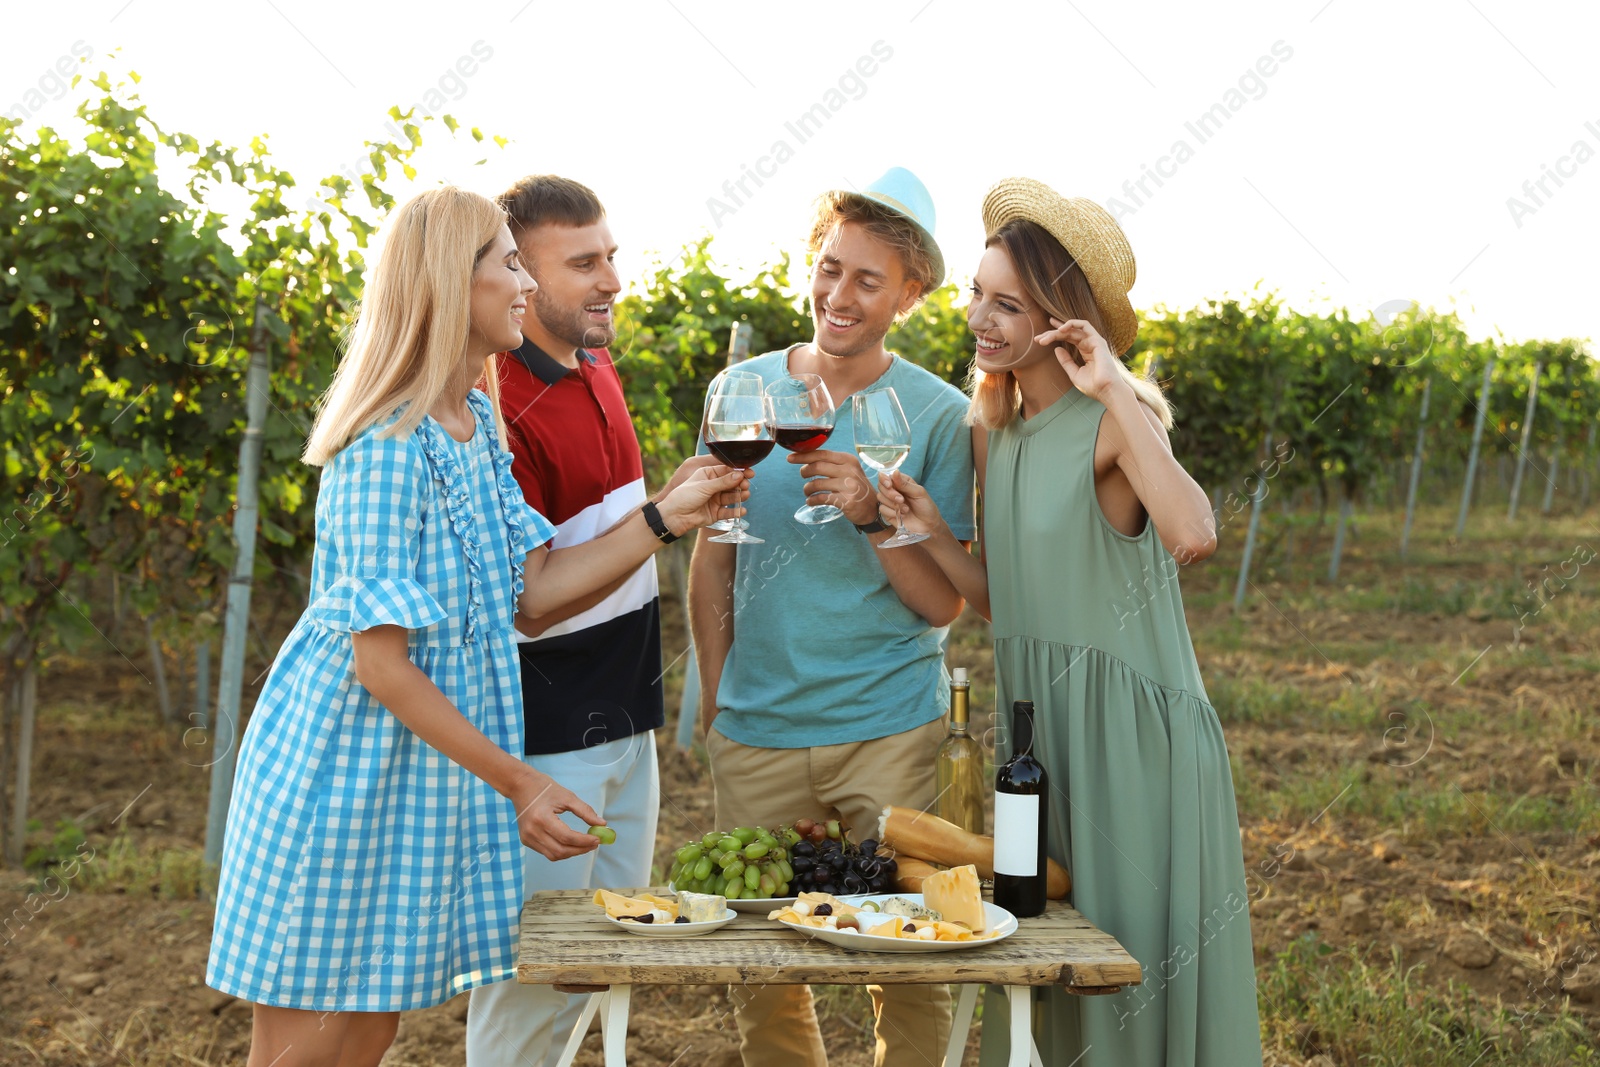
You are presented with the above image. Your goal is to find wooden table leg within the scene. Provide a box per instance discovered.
[944,983,980,1065]
[602,984,632,1067]
[1004,986,1044,1067]
[554,991,602,1067]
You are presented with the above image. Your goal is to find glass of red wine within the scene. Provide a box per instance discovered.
[766,373,841,524]
[704,369,763,532]
[704,385,774,545]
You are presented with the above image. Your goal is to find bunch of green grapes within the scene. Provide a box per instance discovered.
[667,825,799,901]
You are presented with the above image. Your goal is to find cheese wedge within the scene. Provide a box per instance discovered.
[922,864,986,933]
[882,895,941,921]
[592,889,679,920]
[679,891,727,923]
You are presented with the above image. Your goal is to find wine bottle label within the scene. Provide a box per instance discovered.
[993,792,1040,876]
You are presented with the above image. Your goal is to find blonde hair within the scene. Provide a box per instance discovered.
[968,219,1171,431]
[303,186,511,466]
[806,191,940,319]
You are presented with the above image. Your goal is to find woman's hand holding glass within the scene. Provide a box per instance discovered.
[656,463,751,536]
[874,470,945,539]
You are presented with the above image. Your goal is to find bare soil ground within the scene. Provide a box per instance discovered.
[2,504,1597,1065]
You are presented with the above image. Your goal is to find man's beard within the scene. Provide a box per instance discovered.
[812,309,891,360]
[534,290,615,351]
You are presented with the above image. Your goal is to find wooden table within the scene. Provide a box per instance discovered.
[517,888,1141,1066]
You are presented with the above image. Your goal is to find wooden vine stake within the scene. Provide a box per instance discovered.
[204,300,272,872]
[1541,364,1571,516]
[1399,378,1431,560]
[1454,356,1495,539]
[1506,360,1543,521]
[1232,433,1273,612]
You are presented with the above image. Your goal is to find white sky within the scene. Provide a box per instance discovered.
[6,0,1597,347]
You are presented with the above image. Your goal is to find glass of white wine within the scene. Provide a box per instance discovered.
[850,386,928,548]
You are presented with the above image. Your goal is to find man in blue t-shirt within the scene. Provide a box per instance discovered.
[689,168,975,1067]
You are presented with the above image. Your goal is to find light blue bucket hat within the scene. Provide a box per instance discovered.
[839,166,946,288]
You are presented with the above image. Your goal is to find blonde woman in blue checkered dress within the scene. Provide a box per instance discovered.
[205,187,747,1067]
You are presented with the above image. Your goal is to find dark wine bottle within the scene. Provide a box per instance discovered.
[993,699,1047,917]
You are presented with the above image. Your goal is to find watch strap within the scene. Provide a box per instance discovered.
[853,517,891,535]
[642,501,679,544]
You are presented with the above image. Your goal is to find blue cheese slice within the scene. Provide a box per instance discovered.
[679,891,726,923]
[882,896,942,921]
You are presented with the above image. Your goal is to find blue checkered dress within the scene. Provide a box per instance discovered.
[206,389,556,1011]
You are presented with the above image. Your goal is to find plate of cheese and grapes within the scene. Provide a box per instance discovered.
[766,865,1018,952]
[591,889,737,937]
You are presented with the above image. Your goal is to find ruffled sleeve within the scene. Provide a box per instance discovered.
[306,426,448,633]
[475,390,557,599]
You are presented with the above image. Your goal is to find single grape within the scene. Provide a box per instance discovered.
[587,826,616,845]
[677,844,704,865]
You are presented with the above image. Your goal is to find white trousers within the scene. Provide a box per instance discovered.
[465,730,659,1067]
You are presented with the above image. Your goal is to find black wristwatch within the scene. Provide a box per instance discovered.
[853,517,891,535]
[642,501,679,544]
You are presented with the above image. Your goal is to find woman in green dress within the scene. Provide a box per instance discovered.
[878,177,1262,1066]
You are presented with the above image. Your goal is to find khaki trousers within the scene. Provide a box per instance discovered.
[707,717,953,1067]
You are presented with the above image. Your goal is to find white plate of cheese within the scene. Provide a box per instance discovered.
[800,893,1018,952]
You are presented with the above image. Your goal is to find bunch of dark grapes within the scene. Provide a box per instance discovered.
[788,817,898,896]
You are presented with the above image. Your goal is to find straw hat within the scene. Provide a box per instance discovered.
[981,177,1138,354]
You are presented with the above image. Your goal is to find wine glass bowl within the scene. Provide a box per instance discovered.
[704,369,764,532]
[850,387,929,548]
[704,386,774,545]
[767,373,841,524]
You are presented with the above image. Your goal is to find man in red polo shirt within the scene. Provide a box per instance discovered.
[467,176,714,1067]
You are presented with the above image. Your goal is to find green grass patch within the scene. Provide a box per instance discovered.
[75,834,214,900]
[1237,765,1600,839]
[1261,934,1599,1065]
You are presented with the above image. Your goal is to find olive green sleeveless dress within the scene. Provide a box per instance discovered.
[977,389,1263,1066]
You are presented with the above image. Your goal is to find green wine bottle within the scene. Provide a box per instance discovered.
[935,667,985,835]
